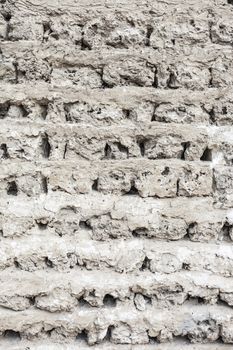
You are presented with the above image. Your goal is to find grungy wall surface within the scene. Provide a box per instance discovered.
[1,0,233,349]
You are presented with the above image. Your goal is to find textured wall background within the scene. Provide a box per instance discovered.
[1,0,233,349]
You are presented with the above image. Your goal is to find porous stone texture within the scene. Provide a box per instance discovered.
[1,0,233,349]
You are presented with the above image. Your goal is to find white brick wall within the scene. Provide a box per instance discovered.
[0,0,233,348]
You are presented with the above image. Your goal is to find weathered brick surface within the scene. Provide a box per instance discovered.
[1,0,233,349]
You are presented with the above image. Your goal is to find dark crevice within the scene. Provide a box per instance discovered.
[182,262,191,270]
[41,133,51,158]
[45,257,53,268]
[36,219,48,230]
[103,294,117,307]
[200,147,212,161]
[146,25,153,46]
[0,102,9,119]
[104,143,112,159]
[181,141,190,160]
[140,256,150,271]
[176,179,180,196]
[92,179,98,191]
[3,330,21,339]
[7,181,18,196]
[152,67,158,88]
[138,140,145,156]
[167,71,179,89]
[14,259,19,268]
[81,32,91,50]
[0,143,9,158]
[42,22,59,42]
[220,222,232,241]
[104,326,113,341]
[161,167,170,175]
[63,143,68,159]
[79,220,92,230]
[103,142,129,159]
[40,103,48,120]
[208,67,213,87]
[76,329,88,342]
[125,180,139,195]
[41,176,48,194]
[227,0,233,4]
[13,61,19,84]
[186,222,198,239]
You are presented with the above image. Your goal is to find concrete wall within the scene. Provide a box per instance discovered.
[0,0,233,348]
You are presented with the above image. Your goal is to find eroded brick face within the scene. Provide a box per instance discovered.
[1,0,233,349]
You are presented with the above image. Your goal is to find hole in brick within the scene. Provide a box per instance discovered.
[3,12,11,22]
[79,220,91,230]
[228,0,233,4]
[41,176,48,194]
[138,140,145,156]
[200,147,212,161]
[190,19,195,26]
[78,295,91,307]
[92,179,98,191]
[122,109,131,119]
[208,107,216,124]
[132,227,148,237]
[7,181,18,196]
[140,256,150,271]
[43,22,58,41]
[220,221,232,241]
[167,71,179,89]
[40,104,48,120]
[0,102,9,119]
[161,167,170,175]
[132,229,140,237]
[148,334,157,344]
[222,106,227,115]
[17,104,29,118]
[0,143,9,159]
[126,181,139,195]
[3,330,21,339]
[104,326,113,341]
[28,296,36,305]
[182,262,191,270]
[76,329,88,342]
[171,39,176,45]
[103,294,117,307]
[81,32,91,50]
[181,141,190,160]
[36,219,48,230]
[104,143,112,159]
[41,133,51,158]
[146,25,153,46]
[45,257,53,268]
[14,259,20,268]
[186,222,198,238]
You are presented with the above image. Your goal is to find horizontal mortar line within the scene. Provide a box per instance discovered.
[0,269,232,290]
[1,235,233,252]
[0,119,226,137]
[0,158,214,170]
[0,342,231,350]
[13,0,223,11]
[0,84,230,101]
[0,192,219,211]
[1,42,232,63]
[0,304,230,326]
